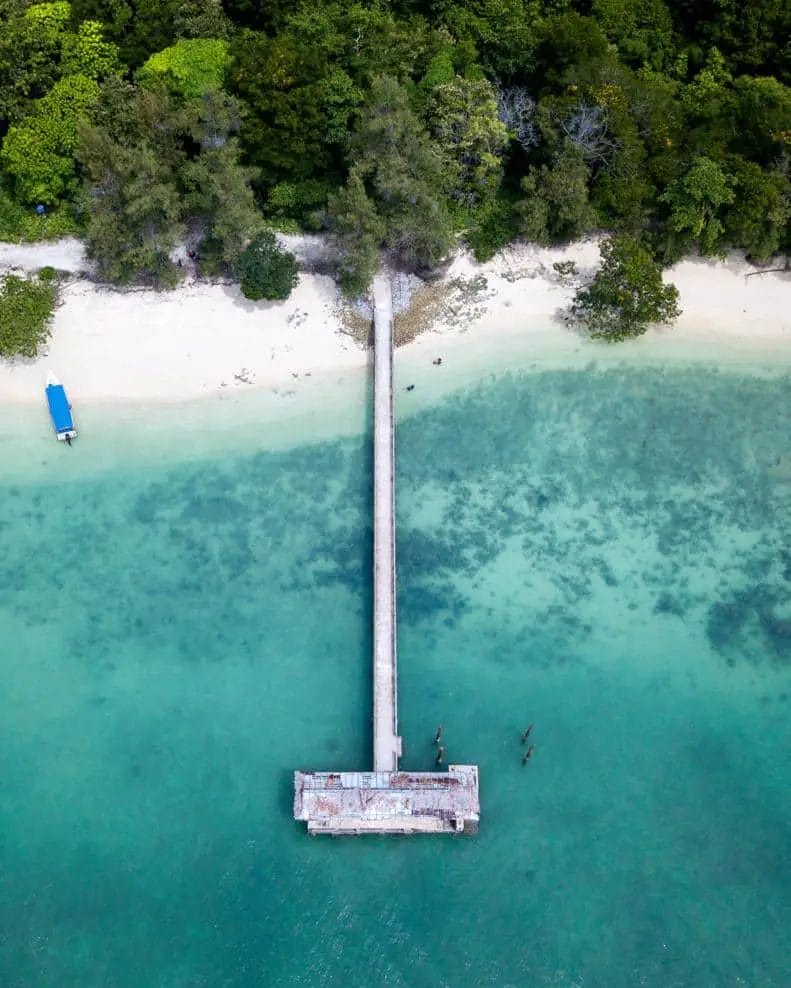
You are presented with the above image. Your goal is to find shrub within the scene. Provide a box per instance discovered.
[264,179,334,230]
[0,273,58,358]
[465,195,519,261]
[571,235,680,341]
[552,259,578,281]
[0,190,82,242]
[235,230,298,301]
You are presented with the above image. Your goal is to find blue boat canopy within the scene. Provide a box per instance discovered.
[45,375,76,439]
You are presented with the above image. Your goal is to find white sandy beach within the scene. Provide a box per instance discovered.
[0,236,789,408]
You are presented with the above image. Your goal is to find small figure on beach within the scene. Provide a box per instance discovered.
[523,745,535,765]
[434,724,443,744]
[521,725,533,744]
[433,357,443,366]
[405,384,415,392]
[65,435,72,447]
[435,745,445,765]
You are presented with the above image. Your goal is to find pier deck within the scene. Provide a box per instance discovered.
[293,275,480,835]
[372,275,402,773]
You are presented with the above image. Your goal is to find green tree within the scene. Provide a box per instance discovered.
[534,12,612,90]
[722,158,791,262]
[628,68,683,187]
[137,38,230,98]
[659,155,735,256]
[220,0,304,33]
[173,0,232,40]
[572,234,680,340]
[517,143,596,244]
[438,0,542,78]
[227,31,336,187]
[1,74,100,204]
[0,271,57,358]
[350,75,454,271]
[679,48,736,159]
[62,17,121,78]
[282,1,434,85]
[732,75,791,164]
[69,0,181,69]
[592,0,676,72]
[0,1,119,128]
[671,0,791,82]
[77,85,184,285]
[180,92,262,268]
[326,167,385,295]
[465,192,520,262]
[235,229,299,300]
[428,76,508,208]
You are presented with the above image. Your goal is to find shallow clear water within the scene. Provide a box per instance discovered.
[1,364,789,987]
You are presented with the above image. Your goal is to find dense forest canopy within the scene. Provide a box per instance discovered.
[0,0,788,291]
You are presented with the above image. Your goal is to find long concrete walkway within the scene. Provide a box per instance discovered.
[372,275,402,772]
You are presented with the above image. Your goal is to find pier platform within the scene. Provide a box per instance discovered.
[294,766,480,835]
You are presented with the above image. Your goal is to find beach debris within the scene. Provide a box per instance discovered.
[435,745,445,765]
[521,725,533,744]
[233,368,254,384]
[434,724,443,744]
[523,745,535,765]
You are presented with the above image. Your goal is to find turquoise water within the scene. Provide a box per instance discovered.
[1,364,789,986]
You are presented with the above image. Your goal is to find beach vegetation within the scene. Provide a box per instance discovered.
[571,234,681,341]
[0,271,58,358]
[77,79,261,286]
[236,229,298,301]
[0,188,81,241]
[0,0,789,299]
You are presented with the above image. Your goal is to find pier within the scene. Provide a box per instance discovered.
[294,275,480,835]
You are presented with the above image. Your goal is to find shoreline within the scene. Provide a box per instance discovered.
[0,238,789,412]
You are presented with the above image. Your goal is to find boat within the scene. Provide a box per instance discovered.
[45,372,77,443]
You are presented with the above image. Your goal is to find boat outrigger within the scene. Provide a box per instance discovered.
[45,372,77,444]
